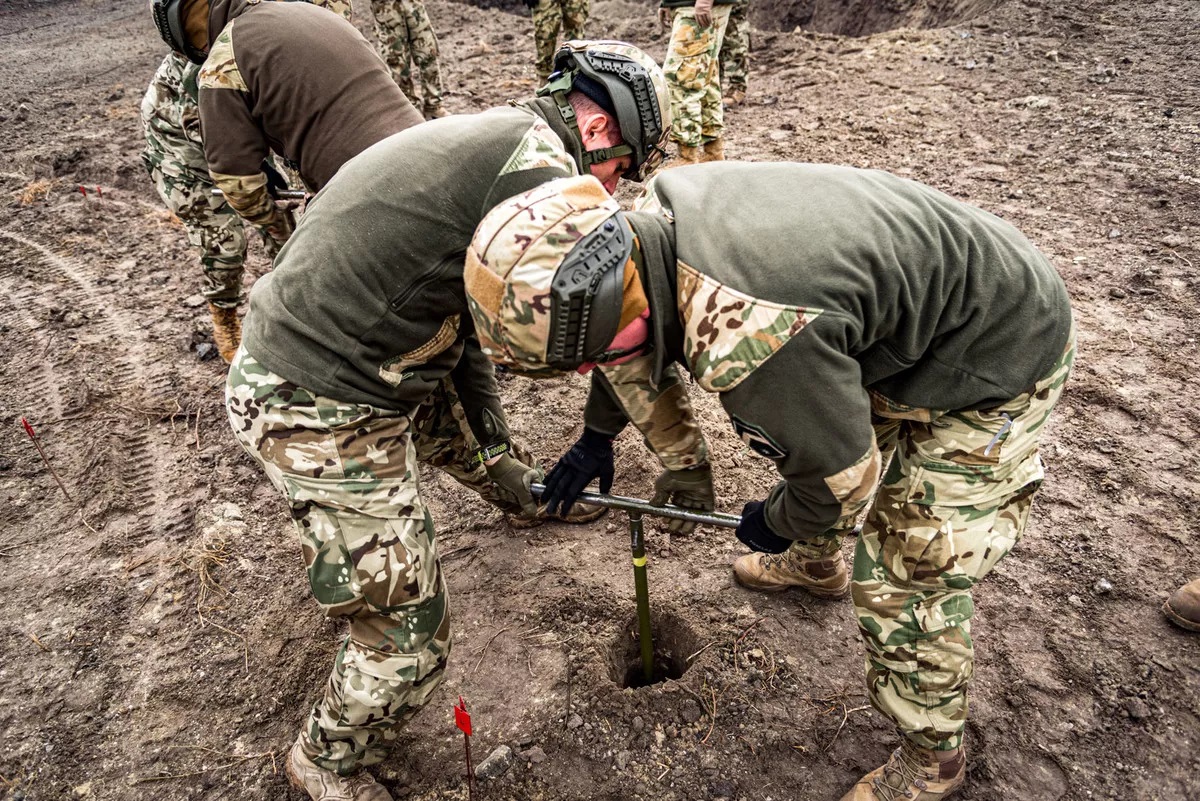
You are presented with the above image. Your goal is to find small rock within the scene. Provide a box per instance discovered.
[220,502,244,521]
[632,715,645,732]
[474,744,514,780]
[615,750,630,770]
[1108,287,1127,298]
[680,699,703,724]
[1068,594,1084,608]
[195,342,218,361]
[183,293,207,308]
[1124,698,1150,721]
[516,734,535,748]
[1107,228,1122,239]
[566,714,583,730]
[1093,578,1114,595]
[522,745,546,764]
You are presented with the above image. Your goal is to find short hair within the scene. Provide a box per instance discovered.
[567,90,609,122]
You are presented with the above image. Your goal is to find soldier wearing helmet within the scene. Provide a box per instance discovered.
[222,42,672,800]
[465,166,1075,801]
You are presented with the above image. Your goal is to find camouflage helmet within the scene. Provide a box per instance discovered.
[465,176,636,375]
[151,0,209,64]
[537,40,671,182]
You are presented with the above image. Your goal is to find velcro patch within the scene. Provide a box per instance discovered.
[731,415,788,460]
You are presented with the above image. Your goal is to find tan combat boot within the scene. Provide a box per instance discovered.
[1164,578,1200,632]
[840,741,966,801]
[732,549,849,598]
[672,143,700,166]
[700,138,725,162]
[506,504,609,529]
[286,738,394,801]
[423,104,449,120]
[209,303,241,364]
[723,87,746,106]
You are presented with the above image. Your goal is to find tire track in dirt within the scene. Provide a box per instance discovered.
[0,229,195,540]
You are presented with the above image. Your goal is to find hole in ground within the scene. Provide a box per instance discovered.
[751,0,1005,36]
[608,608,701,689]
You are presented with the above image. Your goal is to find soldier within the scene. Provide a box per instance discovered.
[463,164,1075,801]
[224,43,670,800]
[368,0,449,118]
[719,0,749,106]
[141,0,354,363]
[658,0,737,163]
[527,0,589,81]
[1165,578,1200,631]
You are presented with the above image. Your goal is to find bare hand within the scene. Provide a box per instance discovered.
[694,0,713,27]
[658,7,673,30]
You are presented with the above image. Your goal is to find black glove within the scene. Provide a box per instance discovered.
[542,428,614,516]
[262,158,290,196]
[650,464,715,535]
[736,500,792,554]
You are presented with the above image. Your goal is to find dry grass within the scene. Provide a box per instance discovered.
[18,178,59,205]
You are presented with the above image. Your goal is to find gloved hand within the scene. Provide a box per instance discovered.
[736,500,792,554]
[542,428,615,516]
[657,7,673,29]
[485,453,543,518]
[650,464,714,535]
[264,203,295,246]
[694,0,714,27]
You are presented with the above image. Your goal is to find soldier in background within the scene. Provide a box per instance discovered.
[368,0,449,118]
[527,0,589,81]
[659,0,735,163]
[464,164,1075,801]
[719,0,749,105]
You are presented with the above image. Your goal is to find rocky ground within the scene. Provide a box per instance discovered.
[0,0,1197,799]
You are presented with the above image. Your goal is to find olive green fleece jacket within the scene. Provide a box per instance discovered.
[242,101,584,451]
[587,162,1072,540]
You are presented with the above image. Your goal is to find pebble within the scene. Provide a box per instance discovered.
[632,715,645,732]
[1108,287,1127,298]
[615,750,630,770]
[474,744,514,780]
[1068,594,1084,607]
[195,342,218,361]
[1124,698,1150,721]
[566,714,583,730]
[1093,578,1114,595]
[522,745,546,764]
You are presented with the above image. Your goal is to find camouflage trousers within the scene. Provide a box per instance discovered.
[719,0,749,92]
[141,54,278,309]
[225,349,527,772]
[369,0,445,109]
[532,0,589,79]
[663,6,732,147]
[789,333,1075,750]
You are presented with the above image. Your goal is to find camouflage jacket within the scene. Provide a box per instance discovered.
[141,53,206,185]
[242,103,584,451]
[198,0,421,225]
[589,162,1073,539]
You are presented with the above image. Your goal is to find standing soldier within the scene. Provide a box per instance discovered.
[464,164,1075,801]
[148,0,422,358]
[719,0,749,106]
[528,0,589,81]
[140,0,353,362]
[659,0,736,163]
[224,43,670,800]
[368,0,449,118]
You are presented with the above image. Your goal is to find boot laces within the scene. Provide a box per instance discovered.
[871,746,930,800]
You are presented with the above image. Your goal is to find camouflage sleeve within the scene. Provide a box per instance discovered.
[449,331,513,452]
[720,314,880,539]
[596,355,709,471]
[479,114,578,214]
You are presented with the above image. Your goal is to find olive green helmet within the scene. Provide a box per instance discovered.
[537,40,672,182]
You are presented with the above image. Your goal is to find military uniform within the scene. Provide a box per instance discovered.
[718,0,749,100]
[660,0,735,150]
[465,163,1075,762]
[227,102,589,775]
[531,0,589,80]
[141,51,265,311]
[368,0,446,114]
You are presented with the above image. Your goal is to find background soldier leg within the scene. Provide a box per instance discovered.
[561,0,588,46]
[532,0,564,80]
[226,351,451,774]
[370,0,419,102]
[720,0,749,104]
[663,7,731,160]
[399,0,447,117]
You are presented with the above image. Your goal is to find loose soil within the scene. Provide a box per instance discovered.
[0,1,1197,799]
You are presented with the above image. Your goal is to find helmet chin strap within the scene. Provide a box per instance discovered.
[538,71,633,172]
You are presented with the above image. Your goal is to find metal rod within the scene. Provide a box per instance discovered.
[629,513,655,685]
[529,483,742,529]
[210,188,308,200]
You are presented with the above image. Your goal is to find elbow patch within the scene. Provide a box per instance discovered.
[824,443,882,528]
[731,415,787,460]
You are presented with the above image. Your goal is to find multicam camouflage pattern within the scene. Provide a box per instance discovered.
[497,115,577,179]
[532,0,589,79]
[662,6,732,147]
[597,355,709,471]
[465,176,616,374]
[141,52,270,309]
[789,333,1074,749]
[719,0,749,93]
[226,348,449,772]
[369,0,445,109]
[198,27,247,92]
[675,260,823,392]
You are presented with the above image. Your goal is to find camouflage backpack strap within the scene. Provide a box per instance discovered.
[675,261,823,393]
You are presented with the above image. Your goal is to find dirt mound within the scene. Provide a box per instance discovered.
[752,0,1004,35]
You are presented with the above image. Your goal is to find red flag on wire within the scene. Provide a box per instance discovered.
[454,696,472,736]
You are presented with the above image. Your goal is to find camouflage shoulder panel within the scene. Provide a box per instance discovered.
[676,261,823,393]
[312,0,354,20]
[498,117,577,178]
[199,25,247,93]
[631,176,674,221]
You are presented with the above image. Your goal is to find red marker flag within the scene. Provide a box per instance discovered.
[454,696,472,736]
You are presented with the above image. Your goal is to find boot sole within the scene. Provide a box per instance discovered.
[732,570,850,600]
[1163,601,1200,632]
[507,505,609,530]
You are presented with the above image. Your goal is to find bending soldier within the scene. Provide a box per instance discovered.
[223,43,671,800]
[464,164,1075,801]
